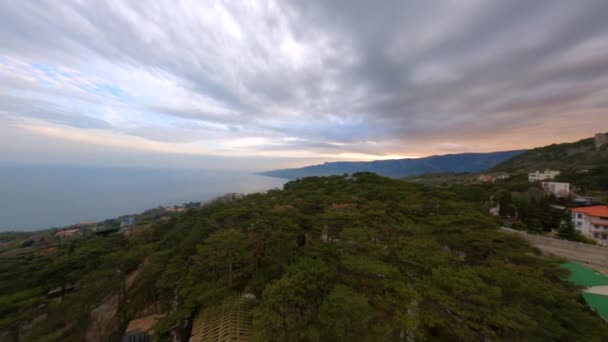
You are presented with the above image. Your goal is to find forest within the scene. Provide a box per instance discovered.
[1,173,607,341]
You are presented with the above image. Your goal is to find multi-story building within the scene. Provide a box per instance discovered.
[571,206,608,246]
[528,169,560,182]
[541,181,571,198]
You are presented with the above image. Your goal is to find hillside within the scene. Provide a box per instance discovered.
[259,150,526,179]
[492,134,608,172]
[2,173,607,341]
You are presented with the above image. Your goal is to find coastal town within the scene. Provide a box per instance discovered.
[478,133,608,246]
[480,166,608,246]
[8,194,248,251]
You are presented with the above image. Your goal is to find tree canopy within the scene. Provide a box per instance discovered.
[1,173,607,341]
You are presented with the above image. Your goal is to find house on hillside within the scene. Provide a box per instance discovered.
[120,314,163,342]
[595,133,608,149]
[478,174,493,182]
[494,173,510,181]
[477,172,510,183]
[120,331,152,342]
[55,228,82,239]
[571,206,608,246]
[163,206,186,213]
[120,217,137,228]
[528,169,560,182]
[541,181,571,198]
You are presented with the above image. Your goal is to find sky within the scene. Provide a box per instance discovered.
[1,0,608,170]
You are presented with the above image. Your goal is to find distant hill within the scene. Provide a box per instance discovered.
[491,133,608,172]
[259,150,526,179]
[489,134,608,198]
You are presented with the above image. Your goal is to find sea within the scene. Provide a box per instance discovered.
[0,166,286,231]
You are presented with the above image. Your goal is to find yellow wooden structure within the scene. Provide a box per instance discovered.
[189,297,252,342]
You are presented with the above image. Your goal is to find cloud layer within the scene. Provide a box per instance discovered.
[1,0,608,167]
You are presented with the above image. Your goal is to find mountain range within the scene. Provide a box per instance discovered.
[259,150,526,179]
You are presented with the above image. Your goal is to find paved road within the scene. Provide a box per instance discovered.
[500,227,608,274]
[586,286,608,295]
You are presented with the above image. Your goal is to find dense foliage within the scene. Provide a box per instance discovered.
[492,135,608,177]
[557,165,608,195]
[0,235,141,341]
[1,173,607,341]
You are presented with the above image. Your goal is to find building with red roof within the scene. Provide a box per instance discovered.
[571,206,608,246]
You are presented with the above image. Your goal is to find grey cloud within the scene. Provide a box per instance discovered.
[0,0,608,160]
[285,0,608,137]
[0,94,111,130]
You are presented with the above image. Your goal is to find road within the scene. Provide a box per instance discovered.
[500,227,608,274]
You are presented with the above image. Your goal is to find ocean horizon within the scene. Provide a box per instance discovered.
[0,165,286,231]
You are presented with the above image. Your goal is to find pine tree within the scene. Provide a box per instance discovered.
[557,210,576,240]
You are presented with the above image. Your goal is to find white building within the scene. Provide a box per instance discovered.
[528,169,560,182]
[494,173,510,181]
[571,206,608,246]
[541,181,571,198]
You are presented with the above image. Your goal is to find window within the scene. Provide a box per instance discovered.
[577,213,583,219]
[594,233,600,238]
[577,221,582,227]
